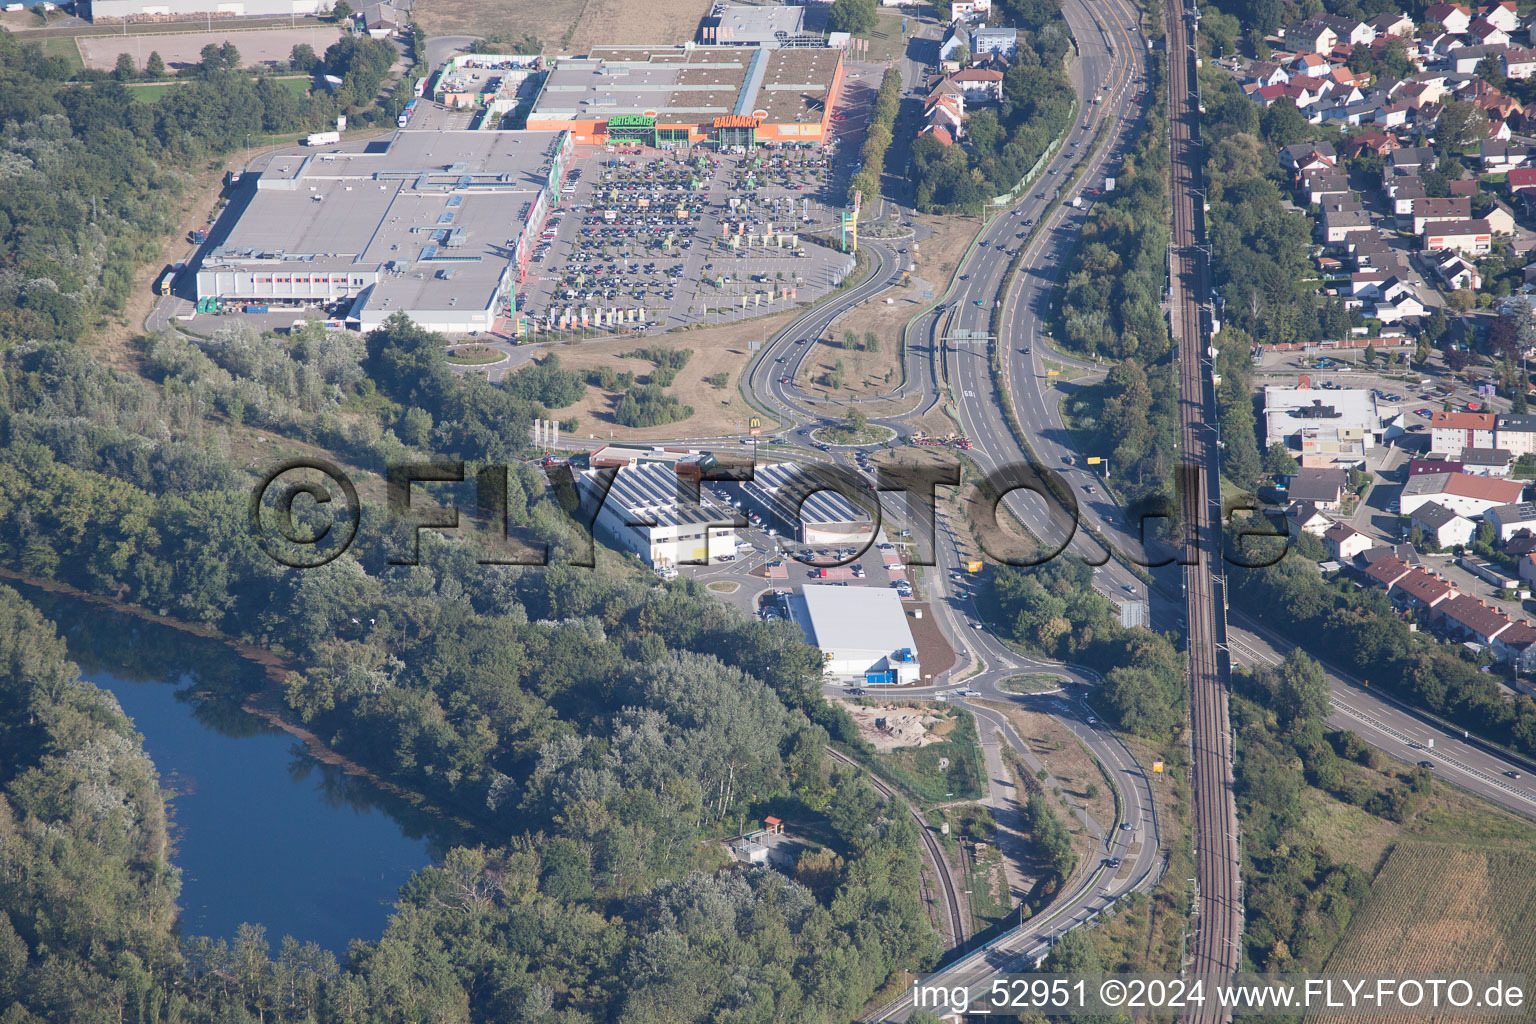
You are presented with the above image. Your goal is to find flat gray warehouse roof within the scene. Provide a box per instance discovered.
[200,129,569,323]
[797,584,917,655]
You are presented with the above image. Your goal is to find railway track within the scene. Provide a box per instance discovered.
[1163,0,1242,1016]
[825,747,967,948]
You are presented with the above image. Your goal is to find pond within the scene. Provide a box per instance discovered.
[17,583,445,953]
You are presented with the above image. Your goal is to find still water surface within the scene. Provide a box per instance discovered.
[20,583,443,952]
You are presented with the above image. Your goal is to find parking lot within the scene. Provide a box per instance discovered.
[517,146,859,335]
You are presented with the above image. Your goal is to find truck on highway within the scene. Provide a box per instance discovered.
[155,268,177,296]
[1070,196,1084,208]
[188,227,208,245]
[305,131,341,147]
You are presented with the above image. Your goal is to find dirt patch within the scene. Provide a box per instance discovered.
[416,0,707,51]
[529,316,794,440]
[844,702,947,753]
[903,601,955,681]
[78,25,345,71]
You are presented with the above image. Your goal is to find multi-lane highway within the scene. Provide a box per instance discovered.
[1163,0,1242,1010]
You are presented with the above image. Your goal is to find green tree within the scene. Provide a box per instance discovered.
[113,52,137,82]
[1436,101,1488,153]
[145,50,166,77]
[827,0,877,34]
[331,0,353,22]
[864,331,880,353]
[1264,442,1299,478]
[1273,649,1330,728]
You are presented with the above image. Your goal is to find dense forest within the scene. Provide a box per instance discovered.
[909,0,1077,210]
[1055,52,1178,520]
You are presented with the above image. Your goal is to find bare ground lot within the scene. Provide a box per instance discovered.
[415,0,708,52]
[843,703,946,753]
[528,316,790,440]
[78,25,344,70]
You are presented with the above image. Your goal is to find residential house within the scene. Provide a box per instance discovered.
[1449,43,1506,72]
[1424,3,1472,34]
[1281,141,1338,172]
[1301,169,1351,204]
[1427,247,1483,289]
[1402,470,1524,516]
[1460,446,1514,475]
[938,21,973,62]
[1291,51,1330,75]
[1411,195,1472,232]
[1469,17,1511,45]
[1283,500,1334,537]
[948,67,1004,102]
[1508,533,1536,556]
[972,26,1018,57]
[1479,139,1534,168]
[1244,60,1290,87]
[1497,413,1536,456]
[1430,410,1497,455]
[1287,19,1340,54]
[1387,146,1435,178]
[1509,169,1536,196]
[1481,0,1520,33]
[1423,218,1494,254]
[1492,621,1536,672]
[1376,283,1428,322]
[1363,554,1414,589]
[1322,201,1374,243]
[1345,128,1399,158]
[1388,175,1427,216]
[1320,13,1376,46]
[1290,467,1351,509]
[1391,566,1460,612]
[1435,593,1514,644]
[1488,504,1536,544]
[1325,521,1375,560]
[923,90,965,138]
[1486,202,1518,234]
[1505,46,1536,80]
[1412,500,1477,547]
[1369,11,1415,37]
[950,0,990,18]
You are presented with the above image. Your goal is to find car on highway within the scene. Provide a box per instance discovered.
[1418,760,1436,770]
[780,377,790,384]
[1506,770,1522,779]
[1023,346,1030,353]
[1120,822,1134,831]
[1104,857,1122,868]
[974,299,985,307]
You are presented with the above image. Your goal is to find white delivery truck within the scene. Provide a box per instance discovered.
[305,131,341,146]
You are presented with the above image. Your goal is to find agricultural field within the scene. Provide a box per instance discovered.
[1314,844,1536,1024]
[414,0,709,53]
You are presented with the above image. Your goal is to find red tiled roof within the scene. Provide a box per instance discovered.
[1431,410,1497,430]
[1364,555,1411,586]
[1436,593,1513,640]
[1392,568,1457,606]
[1443,473,1525,503]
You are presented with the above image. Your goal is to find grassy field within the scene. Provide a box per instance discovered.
[415,0,709,52]
[1316,844,1536,1024]
[1002,674,1067,693]
[866,703,986,803]
[860,9,919,63]
[36,35,83,71]
[125,75,310,104]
